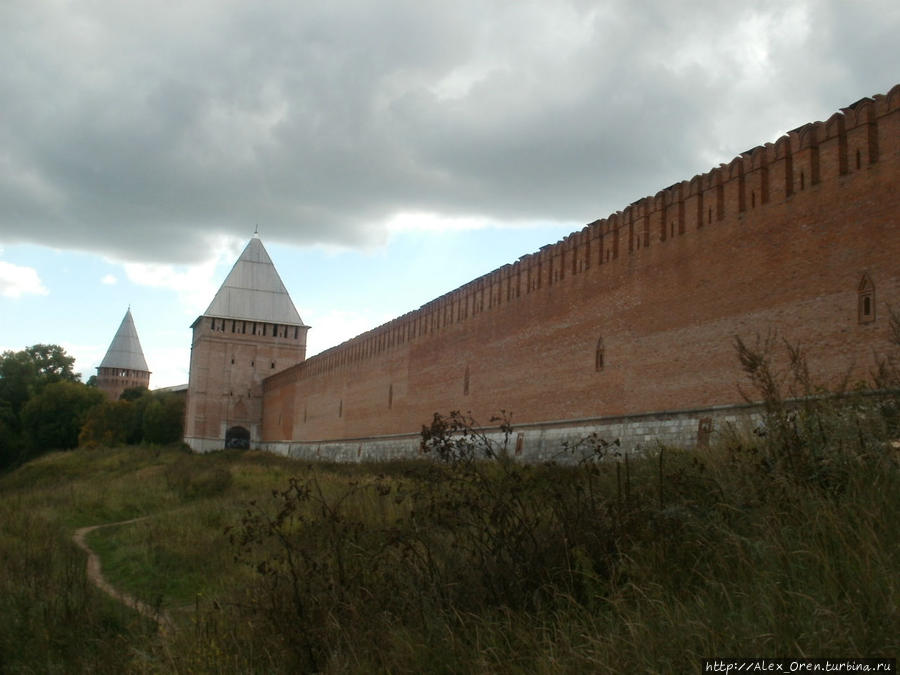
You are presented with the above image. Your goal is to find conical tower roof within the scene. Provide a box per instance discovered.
[202,235,304,325]
[99,308,150,372]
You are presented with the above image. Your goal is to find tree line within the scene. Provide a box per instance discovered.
[0,344,184,471]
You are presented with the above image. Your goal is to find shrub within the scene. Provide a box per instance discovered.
[165,458,233,500]
[142,393,184,444]
[78,400,133,448]
[733,333,896,491]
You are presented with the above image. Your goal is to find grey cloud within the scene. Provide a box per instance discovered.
[0,0,896,263]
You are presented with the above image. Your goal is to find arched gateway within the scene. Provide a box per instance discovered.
[225,426,251,449]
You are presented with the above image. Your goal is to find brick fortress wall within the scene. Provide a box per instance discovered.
[261,86,900,457]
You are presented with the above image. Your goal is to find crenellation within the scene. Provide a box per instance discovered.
[534,246,546,288]
[724,156,744,217]
[490,268,501,306]
[599,222,608,264]
[623,204,635,253]
[803,122,823,185]
[610,213,621,259]
[886,84,900,111]
[652,191,666,242]
[824,112,849,179]
[500,264,515,305]
[676,181,687,234]
[546,243,556,284]
[555,239,565,282]
[787,127,810,192]
[689,176,703,229]
[844,112,871,171]
[583,222,596,268]
[571,234,580,274]
[756,145,771,204]
[519,256,532,291]
[636,202,649,248]
[772,135,793,201]
[857,99,880,164]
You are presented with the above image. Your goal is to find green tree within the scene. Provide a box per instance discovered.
[79,400,134,448]
[0,402,26,470]
[142,393,184,444]
[23,344,79,383]
[127,390,154,443]
[21,381,103,452]
[0,344,81,467]
[120,386,148,401]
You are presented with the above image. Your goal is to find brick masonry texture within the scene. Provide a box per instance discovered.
[96,367,150,402]
[191,86,900,456]
[185,318,308,449]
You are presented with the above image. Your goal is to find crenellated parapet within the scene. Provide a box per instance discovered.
[267,85,900,388]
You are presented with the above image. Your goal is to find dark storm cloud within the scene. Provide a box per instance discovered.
[0,0,897,263]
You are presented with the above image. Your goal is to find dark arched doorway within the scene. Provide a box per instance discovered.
[225,425,250,449]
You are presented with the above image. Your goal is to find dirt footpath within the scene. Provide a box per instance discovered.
[72,518,174,632]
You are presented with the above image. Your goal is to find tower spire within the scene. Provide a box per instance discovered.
[199,236,304,325]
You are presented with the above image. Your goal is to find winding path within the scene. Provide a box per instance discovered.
[72,517,174,632]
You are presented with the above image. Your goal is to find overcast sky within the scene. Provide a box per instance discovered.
[1,0,898,386]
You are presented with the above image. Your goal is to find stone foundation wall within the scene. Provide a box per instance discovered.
[256,403,762,463]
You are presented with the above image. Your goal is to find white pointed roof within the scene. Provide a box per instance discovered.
[99,308,150,372]
[202,236,304,325]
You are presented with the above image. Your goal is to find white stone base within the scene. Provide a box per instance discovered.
[184,436,227,453]
[253,403,764,464]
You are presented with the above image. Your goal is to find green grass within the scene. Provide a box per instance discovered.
[0,406,898,674]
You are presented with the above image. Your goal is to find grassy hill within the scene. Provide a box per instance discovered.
[1,397,898,672]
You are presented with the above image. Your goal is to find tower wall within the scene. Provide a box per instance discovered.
[261,85,900,454]
[184,318,307,451]
[96,367,151,401]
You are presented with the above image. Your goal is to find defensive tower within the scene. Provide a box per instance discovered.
[184,234,309,451]
[96,308,151,400]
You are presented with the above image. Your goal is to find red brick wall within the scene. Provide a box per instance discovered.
[262,86,900,443]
